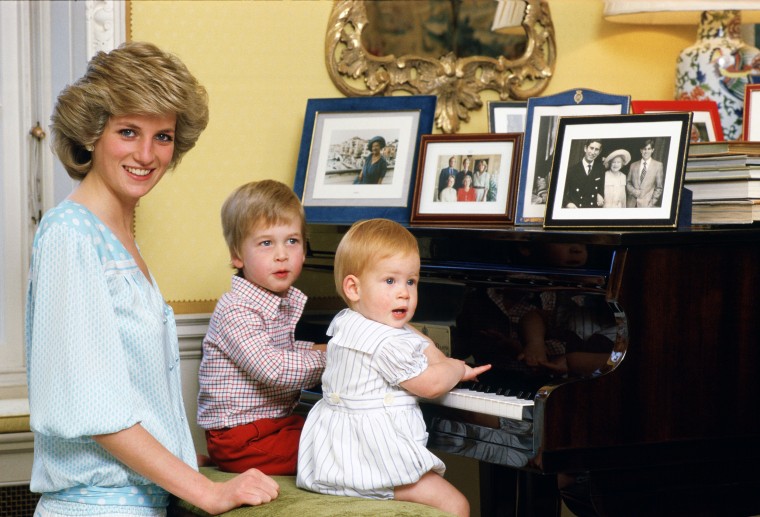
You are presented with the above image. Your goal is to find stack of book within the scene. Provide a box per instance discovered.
[683,141,760,225]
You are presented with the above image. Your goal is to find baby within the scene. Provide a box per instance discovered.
[297,218,490,517]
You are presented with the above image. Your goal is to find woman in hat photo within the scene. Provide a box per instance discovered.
[602,148,631,208]
[354,135,388,184]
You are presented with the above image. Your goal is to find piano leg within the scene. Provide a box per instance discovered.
[478,463,561,517]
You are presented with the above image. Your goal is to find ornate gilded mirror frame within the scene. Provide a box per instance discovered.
[325,0,556,133]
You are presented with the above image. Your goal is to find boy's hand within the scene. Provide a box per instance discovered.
[461,363,491,382]
[312,344,327,352]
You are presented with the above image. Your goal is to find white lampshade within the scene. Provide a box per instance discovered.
[603,1,760,24]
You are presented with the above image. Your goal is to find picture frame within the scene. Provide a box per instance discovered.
[410,133,521,225]
[516,88,631,225]
[543,113,692,229]
[293,96,436,224]
[743,84,760,141]
[488,101,528,133]
[632,99,724,142]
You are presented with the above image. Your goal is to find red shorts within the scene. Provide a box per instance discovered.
[205,414,305,475]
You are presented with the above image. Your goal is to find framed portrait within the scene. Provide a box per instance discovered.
[410,133,521,225]
[516,89,631,225]
[632,99,724,142]
[488,101,528,133]
[543,113,692,229]
[293,96,436,224]
[743,84,760,141]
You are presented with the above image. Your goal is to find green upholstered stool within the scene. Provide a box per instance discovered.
[168,467,454,517]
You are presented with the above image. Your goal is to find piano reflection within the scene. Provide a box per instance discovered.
[295,223,760,517]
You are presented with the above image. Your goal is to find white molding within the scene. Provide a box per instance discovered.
[0,1,32,377]
[85,0,125,60]
[0,432,34,486]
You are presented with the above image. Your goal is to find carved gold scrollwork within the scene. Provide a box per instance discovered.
[325,0,556,133]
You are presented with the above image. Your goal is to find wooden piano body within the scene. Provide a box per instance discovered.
[295,223,760,516]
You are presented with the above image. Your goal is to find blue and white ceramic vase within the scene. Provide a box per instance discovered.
[675,10,760,141]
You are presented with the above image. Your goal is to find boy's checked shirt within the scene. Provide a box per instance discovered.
[197,275,326,430]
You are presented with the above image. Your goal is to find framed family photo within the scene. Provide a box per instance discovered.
[543,113,692,229]
[516,89,631,225]
[488,101,527,133]
[743,84,760,141]
[293,96,436,223]
[632,99,723,142]
[410,133,522,225]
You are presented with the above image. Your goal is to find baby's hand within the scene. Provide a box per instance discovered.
[462,363,491,382]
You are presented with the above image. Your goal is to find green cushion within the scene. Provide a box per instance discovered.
[168,467,454,517]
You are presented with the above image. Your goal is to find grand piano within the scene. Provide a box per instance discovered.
[294,223,760,517]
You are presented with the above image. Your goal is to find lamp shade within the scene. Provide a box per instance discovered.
[603,1,760,24]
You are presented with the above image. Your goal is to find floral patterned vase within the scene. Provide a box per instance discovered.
[675,10,760,141]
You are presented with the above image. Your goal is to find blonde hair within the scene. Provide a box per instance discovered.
[50,41,209,180]
[333,219,419,305]
[221,180,306,264]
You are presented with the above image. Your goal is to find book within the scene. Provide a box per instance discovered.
[685,168,760,182]
[688,140,760,156]
[691,199,760,225]
[684,180,760,200]
[686,154,760,170]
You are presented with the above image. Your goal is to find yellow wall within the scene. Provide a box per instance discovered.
[130,0,694,309]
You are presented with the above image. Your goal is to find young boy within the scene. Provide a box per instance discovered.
[197,180,326,475]
[297,219,490,517]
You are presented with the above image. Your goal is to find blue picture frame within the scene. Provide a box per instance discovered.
[516,88,631,225]
[293,96,436,224]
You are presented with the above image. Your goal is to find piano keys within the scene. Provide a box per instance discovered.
[423,385,534,421]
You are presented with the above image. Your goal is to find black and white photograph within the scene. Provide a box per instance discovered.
[544,113,692,229]
[516,89,632,225]
[293,96,436,223]
[411,133,521,225]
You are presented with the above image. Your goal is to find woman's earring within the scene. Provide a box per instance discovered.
[85,145,94,152]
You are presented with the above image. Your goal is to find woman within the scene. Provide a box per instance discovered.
[354,136,388,184]
[457,173,477,202]
[602,148,630,208]
[439,173,458,202]
[26,42,279,517]
[471,159,490,201]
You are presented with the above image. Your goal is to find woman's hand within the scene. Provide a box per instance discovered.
[201,468,280,514]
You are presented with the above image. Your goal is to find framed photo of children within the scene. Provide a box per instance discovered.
[743,84,760,141]
[410,133,522,225]
[516,89,632,226]
[488,101,527,133]
[543,113,692,229]
[631,99,723,142]
[293,96,436,224]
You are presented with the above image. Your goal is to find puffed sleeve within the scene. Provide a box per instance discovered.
[373,335,429,386]
[27,224,138,438]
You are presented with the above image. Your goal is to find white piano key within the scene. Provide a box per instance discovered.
[426,388,534,420]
